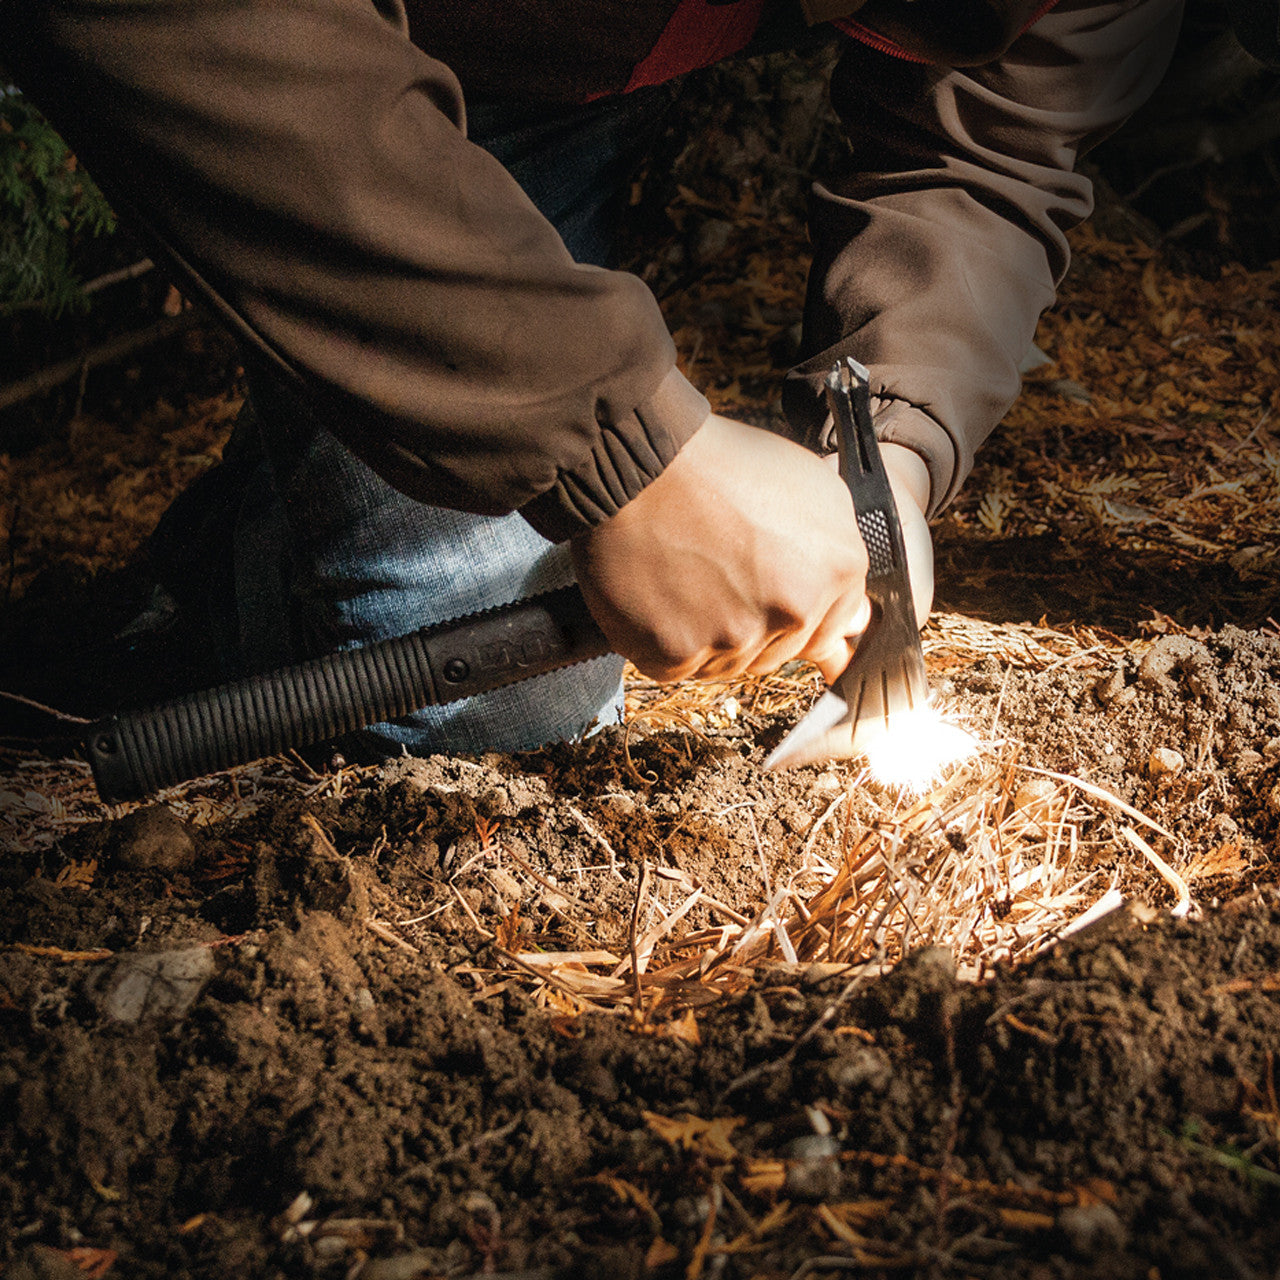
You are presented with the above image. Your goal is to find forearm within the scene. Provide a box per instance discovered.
[786,0,1183,516]
[1,0,708,541]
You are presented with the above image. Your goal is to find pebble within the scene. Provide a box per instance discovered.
[1013,776,1058,823]
[829,1045,893,1095]
[1147,747,1185,777]
[112,805,196,873]
[1093,670,1135,707]
[783,1133,842,1202]
[359,1254,452,1280]
[1058,1202,1127,1257]
[97,946,215,1023]
[1138,634,1206,686]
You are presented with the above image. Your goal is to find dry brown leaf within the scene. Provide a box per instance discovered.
[644,1111,743,1161]
[53,859,97,890]
[1183,842,1250,882]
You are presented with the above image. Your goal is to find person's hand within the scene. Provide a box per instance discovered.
[569,413,871,684]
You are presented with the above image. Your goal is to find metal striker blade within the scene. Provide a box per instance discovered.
[764,358,929,771]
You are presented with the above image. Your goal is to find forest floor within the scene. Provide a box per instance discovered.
[2,49,1280,1280]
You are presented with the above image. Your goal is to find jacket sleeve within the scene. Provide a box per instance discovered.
[783,0,1184,516]
[2,0,710,543]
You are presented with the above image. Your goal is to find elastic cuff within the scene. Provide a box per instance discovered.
[519,367,710,543]
[782,364,958,520]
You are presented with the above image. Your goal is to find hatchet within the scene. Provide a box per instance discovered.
[763,356,929,771]
[83,358,928,802]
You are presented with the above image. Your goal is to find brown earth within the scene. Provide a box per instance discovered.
[2,628,1280,1280]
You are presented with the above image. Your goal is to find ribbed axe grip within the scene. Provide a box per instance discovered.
[85,585,609,802]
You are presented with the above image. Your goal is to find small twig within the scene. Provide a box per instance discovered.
[789,1257,873,1279]
[613,887,703,980]
[799,788,851,864]
[0,258,155,314]
[628,862,649,1014]
[1016,764,1177,843]
[450,884,495,940]
[449,1115,522,1161]
[0,688,91,726]
[651,866,750,925]
[496,946,613,1012]
[565,802,623,879]
[503,846,601,917]
[1120,825,1192,918]
[364,918,420,957]
[749,809,797,964]
[0,311,198,415]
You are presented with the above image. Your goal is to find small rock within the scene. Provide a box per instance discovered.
[112,805,196,873]
[488,867,523,903]
[1137,635,1219,704]
[783,1134,842,1201]
[829,1045,893,1095]
[359,1253,447,1280]
[784,1133,840,1161]
[539,887,572,916]
[1138,634,1205,685]
[97,946,215,1023]
[597,792,636,817]
[1147,747,1185,777]
[1058,1202,1127,1257]
[1262,737,1280,762]
[1232,750,1264,775]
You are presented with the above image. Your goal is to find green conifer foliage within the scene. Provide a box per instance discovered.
[1,87,116,315]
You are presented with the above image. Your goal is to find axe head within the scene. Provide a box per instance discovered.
[764,357,930,772]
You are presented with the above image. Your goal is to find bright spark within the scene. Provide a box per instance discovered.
[862,705,979,793]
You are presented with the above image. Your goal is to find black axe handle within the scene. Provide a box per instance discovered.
[84,584,609,803]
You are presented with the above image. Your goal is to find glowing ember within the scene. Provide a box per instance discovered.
[862,705,979,792]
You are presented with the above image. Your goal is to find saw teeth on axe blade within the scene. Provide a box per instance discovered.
[764,357,929,771]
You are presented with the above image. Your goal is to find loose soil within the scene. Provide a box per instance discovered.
[3,627,1280,1279]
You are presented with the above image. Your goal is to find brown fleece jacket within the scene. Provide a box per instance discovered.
[1,0,1182,538]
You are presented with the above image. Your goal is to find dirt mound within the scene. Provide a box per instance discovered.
[4,624,1280,1279]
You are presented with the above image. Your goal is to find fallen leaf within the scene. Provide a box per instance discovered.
[643,1111,742,1161]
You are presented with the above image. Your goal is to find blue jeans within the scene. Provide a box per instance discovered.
[202,84,683,756]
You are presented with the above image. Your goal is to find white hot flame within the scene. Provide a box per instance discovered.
[862,705,979,792]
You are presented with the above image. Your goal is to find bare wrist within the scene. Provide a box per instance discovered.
[879,442,931,515]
